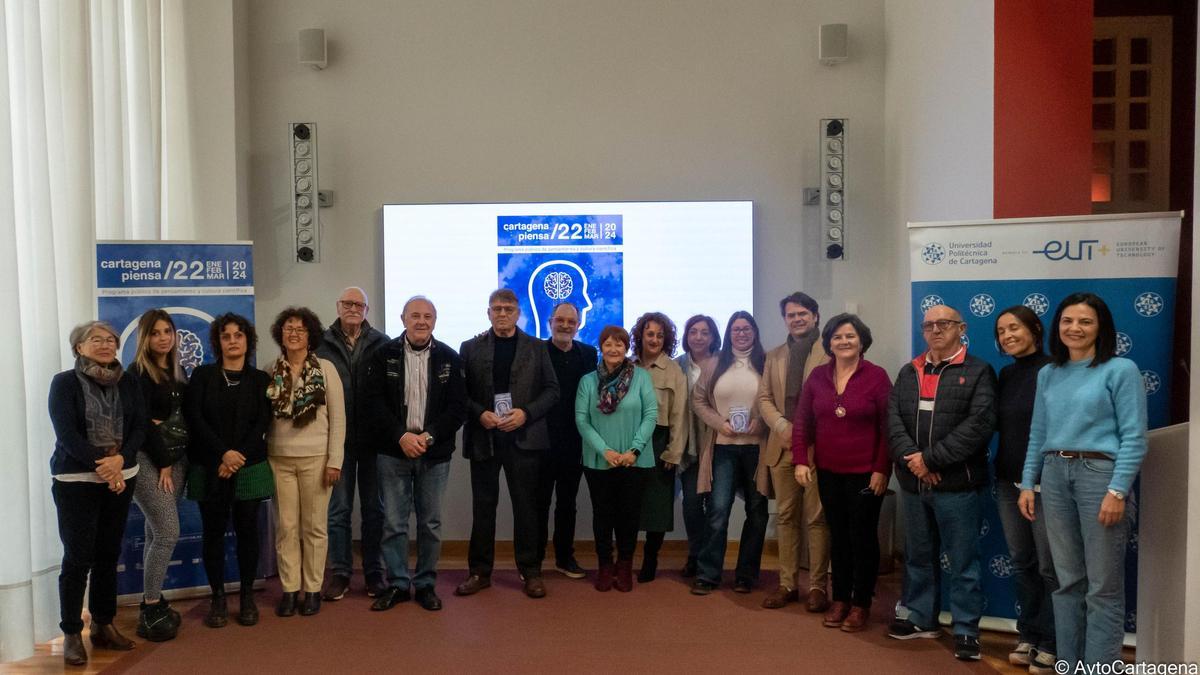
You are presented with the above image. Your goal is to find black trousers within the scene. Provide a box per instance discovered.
[199,497,263,593]
[817,469,884,608]
[536,451,585,566]
[53,478,137,633]
[468,444,543,578]
[584,467,646,564]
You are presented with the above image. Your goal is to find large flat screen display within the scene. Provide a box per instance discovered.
[382,201,753,351]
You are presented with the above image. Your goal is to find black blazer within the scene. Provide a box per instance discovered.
[48,369,146,475]
[183,364,271,469]
[460,328,560,460]
[367,336,467,464]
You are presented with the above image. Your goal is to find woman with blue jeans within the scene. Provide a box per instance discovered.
[690,311,768,595]
[993,305,1057,672]
[674,314,719,578]
[1020,293,1147,667]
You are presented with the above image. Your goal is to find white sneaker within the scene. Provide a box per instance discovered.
[1029,650,1056,674]
[1009,642,1035,666]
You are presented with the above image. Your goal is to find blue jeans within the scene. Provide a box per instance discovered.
[1040,453,1132,666]
[995,481,1058,653]
[697,445,768,586]
[899,487,984,637]
[678,462,708,563]
[377,454,451,591]
[327,450,385,580]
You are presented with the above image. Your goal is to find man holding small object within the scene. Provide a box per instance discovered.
[366,296,466,612]
[458,289,560,598]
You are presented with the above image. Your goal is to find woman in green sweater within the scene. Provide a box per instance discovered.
[575,325,658,592]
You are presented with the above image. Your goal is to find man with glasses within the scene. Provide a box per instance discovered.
[756,292,831,611]
[886,304,996,662]
[457,289,560,598]
[317,287,390,600]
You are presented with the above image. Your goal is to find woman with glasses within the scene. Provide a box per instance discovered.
[690,311,768,595]
[49,321,146,665]
[184,313,273,629]
[1020,293,1147,667]
[993,306,1057,672]
[791,313,892,632]
[266,307,345,617]
[674,315,719,577]
[129,310,189,641]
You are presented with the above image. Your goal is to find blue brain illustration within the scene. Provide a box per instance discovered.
[178,329,204,376]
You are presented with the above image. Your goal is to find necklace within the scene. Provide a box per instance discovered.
[222,368,242,387]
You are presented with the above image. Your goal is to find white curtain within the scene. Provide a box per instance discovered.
[0,0,191,662]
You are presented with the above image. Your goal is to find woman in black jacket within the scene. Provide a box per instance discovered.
[184,313,272,629]
[48,320,146,666]
[128,309,189,641]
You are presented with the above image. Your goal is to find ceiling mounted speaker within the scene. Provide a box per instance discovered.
[299,28,327,70]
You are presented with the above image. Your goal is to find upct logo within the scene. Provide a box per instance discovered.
[1033,239,1106,261]
[920,243,946,265]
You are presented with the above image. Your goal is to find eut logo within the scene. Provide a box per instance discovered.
[1033,239,1104,261]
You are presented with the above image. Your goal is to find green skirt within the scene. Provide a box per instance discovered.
[639,425,675,532]
[186,460,274,502]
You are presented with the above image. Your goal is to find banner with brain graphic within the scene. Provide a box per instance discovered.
[497,214,623,346]
[908,212,1180,639]
[96,241,264,600]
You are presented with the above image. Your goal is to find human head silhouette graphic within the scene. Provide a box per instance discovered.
[527,260,593,339]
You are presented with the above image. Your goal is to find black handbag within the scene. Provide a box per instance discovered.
[156,388,188,465]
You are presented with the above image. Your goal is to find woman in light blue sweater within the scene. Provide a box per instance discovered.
[1018,292,1147,667]
[575,325,658,593]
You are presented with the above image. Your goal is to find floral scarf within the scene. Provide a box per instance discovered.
[267,353,326,428]
[596,358,634,415]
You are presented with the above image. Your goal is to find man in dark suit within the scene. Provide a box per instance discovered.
[366,296,466,612]
[456,288,560,598]
[537,302,597,580]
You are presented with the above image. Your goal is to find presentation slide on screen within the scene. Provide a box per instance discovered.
[383,201,753,350]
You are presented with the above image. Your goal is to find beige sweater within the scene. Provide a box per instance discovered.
[267,357,346,469]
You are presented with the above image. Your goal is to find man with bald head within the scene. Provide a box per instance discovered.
[318,287,390,600]
[886,304,996,662]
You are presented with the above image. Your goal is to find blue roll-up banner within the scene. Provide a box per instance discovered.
[95,241,272,600]
[907,212,1181,639]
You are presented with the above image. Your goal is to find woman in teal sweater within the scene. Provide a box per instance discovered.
[1019,292,1147,668]
[575,325,658,593]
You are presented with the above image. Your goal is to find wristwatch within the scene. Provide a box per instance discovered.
[630,448,642,457]
[1107,488,1125,500]
[424,433,435,446]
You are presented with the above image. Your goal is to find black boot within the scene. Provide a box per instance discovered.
[638,532,663,583]
[300,591,322,616]
[63,632,87,666]
[237,587,259,626]
[136,597,179,641]
[276,591,299,617]
[204,589,228,628]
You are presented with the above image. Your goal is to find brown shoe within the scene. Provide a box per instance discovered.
[523,575,547,598]
[761,586,799,609]
[805,588,830,613]
[822,600,850,627]
[454,574,491,596]
[89,622,134,651]
[63,633,87,666]
[840,605,869,632]
[613,560,633,593]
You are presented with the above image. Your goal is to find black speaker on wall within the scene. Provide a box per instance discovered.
[820,118,846,260]
[291,122,319,263]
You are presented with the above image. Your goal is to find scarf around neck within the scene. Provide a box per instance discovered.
[597,358,634,415]
[74,356,124,450]
[268,352,326,428]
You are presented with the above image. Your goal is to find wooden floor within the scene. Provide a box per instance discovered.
[2,543,1124,673]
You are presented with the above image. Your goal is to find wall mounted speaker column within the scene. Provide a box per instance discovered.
[299,29,327,70]
[291,123,319,263]
[820,118,846,260]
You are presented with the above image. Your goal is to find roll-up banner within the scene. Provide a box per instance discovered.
[907,212,1181,639]
[95,241,274,600]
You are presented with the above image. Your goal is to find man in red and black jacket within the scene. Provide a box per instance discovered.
[885,304,996,662]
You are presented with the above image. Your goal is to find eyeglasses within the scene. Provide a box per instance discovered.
[490,305,517,315]
[730,327,755,335]
[339,300,366,310]
[283,327,309,335]
[921,319,963,333]
[86,336,117,346]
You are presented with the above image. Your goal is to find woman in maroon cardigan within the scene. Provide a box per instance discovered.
[791,313,892,633]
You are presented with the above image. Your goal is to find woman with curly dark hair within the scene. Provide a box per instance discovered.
[184,313,272,629]
[266,307,345,617]
[629,312,687,582]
